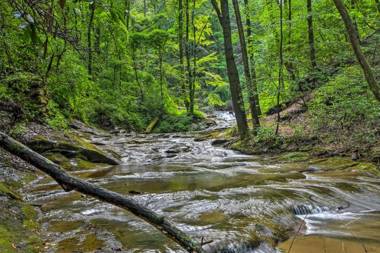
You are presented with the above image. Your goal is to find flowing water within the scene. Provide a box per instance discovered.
[24,112,380,253]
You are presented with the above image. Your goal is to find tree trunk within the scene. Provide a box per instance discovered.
[275,0,285,135]
[131,47,144,103]
[185,0,193,115]
[125,0,131,30]
[307,0,317,70]
[159,47,164,111]
[244,0,262,117]
[332,0,380,101]
[211,0,249,139]
[0,131,206,253]
[190,0,196,115]
[232,0,260,131]
[178,0,188,109]
[87,1,96,77]
[284,0,297,82]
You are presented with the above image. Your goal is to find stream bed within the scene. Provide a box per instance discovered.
[24,113,380,253]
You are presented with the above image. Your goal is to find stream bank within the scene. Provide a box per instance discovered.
[1,112,380,252]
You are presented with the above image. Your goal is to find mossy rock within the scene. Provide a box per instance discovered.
[0,182,21,200]
[0,201,42,253]
[309,157,379,176]
[278,152,310,162]
[29,135,119,165]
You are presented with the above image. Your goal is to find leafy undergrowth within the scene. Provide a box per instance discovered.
[229,66,380,167]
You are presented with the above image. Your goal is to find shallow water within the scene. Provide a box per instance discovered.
[25,112,380,252]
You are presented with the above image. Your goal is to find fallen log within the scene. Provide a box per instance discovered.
[0,131,205,253]
[145,116,160,133]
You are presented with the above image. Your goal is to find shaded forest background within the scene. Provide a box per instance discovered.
[0,0,379,149]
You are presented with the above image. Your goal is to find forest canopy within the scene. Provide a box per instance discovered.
[0,0,379,142]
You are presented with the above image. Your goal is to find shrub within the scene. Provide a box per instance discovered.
[309,66,380,148]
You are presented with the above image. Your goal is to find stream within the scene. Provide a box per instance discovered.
[24,112,380,253]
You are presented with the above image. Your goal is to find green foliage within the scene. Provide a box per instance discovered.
[155,113,193,133]
[0,0,378,137]
[207,93,225,107]
[253,126,282,145]
[309,66,380,147]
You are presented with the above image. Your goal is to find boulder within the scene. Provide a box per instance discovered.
[28,136,119,165]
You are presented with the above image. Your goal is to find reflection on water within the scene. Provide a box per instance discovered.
[25,112,380,252]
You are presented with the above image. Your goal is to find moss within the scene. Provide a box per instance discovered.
[0,204,42,253]
[198,211,227,225]
[351,162,380,176]
[0,182,21,200]
[21,205,39,231]
[0,226,15,253]
[82,234,104,251]
[45,152,70,164]
[30,133,119,165]
[76,158,105,170]
[66,132,101,153]
[48,220,83,233]
[278,152,310,162]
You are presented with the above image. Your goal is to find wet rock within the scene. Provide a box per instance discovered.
[128,190,142,195]
[301,165,321,173]
[0,182,22,200]
[29,136,119,165]
[194,136,208,142]
[211,139,229,146]
[165,144,191,154]
[279,152,310,162]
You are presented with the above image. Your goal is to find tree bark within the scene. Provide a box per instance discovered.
[178,0,188,109]
[211,0,249,138]
[275,0,285,135]
[244,0,262,117]
[190,0,196,116]
[232,0,260,131]
[185,0,192,113]
[87,1,96,77]
[125,0,131,30]
[307,0,317,70]
[0,131,205,253]
[332,0,380,101]
[284,0,297,82]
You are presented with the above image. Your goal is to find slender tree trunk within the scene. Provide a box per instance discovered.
[307,0,317,70]
[178,0,188,109]
[211,0,249,138]
[94,26,101,54]
[125,0,131,30]
[144,0,147,16]
[284,0,297,81]
[159,48,164,111]
[185,0,192,114]
[232,0,260,131]
[350,0,360,42]
[190,0,196,115]
[87,1,96,77]
[244,0,262,116]
[332,0,380,101]
[275,0,285,135]
[131,47,144,102]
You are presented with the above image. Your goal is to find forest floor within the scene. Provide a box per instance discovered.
[218,97,380,169]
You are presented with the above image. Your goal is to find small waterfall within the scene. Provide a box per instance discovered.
[291,204,329,216]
